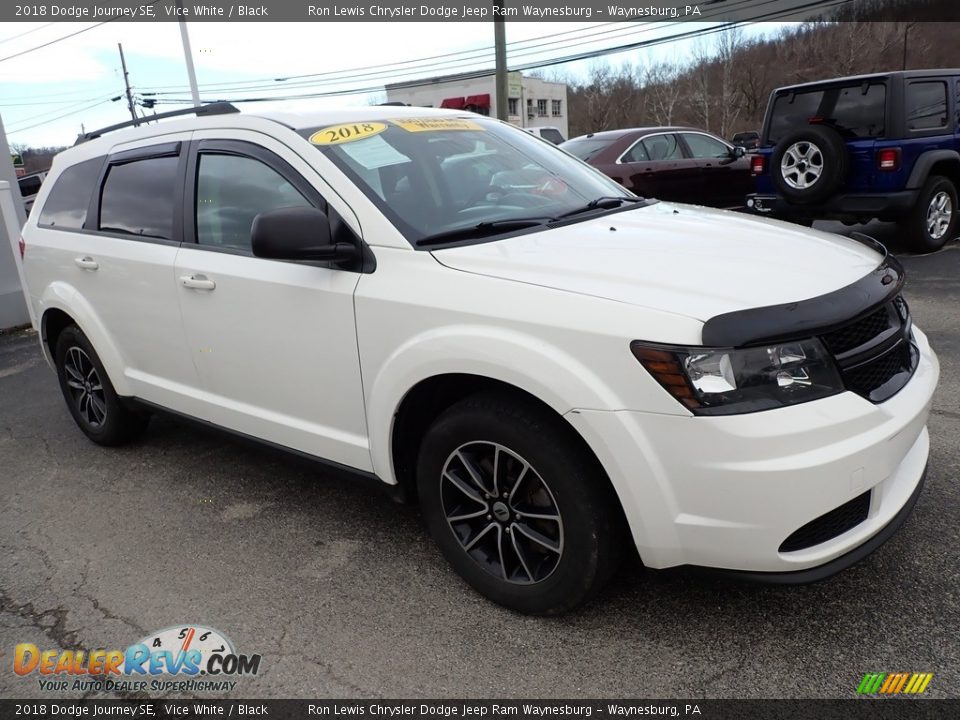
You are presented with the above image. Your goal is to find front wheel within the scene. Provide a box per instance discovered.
[900,175,958,253]
[417,394,625,615]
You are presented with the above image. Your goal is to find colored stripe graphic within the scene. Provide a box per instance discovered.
[858,673,933,695]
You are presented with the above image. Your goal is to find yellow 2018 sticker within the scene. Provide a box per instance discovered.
[391,118,483,133]
[309,122,388,145]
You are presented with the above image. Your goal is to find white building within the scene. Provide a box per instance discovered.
[385,71,569,140]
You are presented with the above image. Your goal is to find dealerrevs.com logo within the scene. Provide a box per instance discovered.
[13,625,261,694]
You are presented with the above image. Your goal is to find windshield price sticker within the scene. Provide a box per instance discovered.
[392,118,483,132]
[309,122,388,145]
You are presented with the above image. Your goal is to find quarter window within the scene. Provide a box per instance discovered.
[906,81,948,131]
[195,153,312,251]
[99,155,179,240]
[37,158,103,229]
[621,141,650,163]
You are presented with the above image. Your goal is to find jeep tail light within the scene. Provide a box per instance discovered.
[751,155,766,175]
[18,237,25,260]
[876,148,901,171]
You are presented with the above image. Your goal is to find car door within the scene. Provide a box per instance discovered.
[615,133,700,202]
[61,134,204,410]
[679,131,751,209]
[174,131,371,471]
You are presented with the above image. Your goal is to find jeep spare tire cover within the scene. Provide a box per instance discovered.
[771,125,848,204]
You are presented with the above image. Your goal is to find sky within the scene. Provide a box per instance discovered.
[0,20,788,148]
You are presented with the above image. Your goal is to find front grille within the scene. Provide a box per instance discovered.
[779,491,872,553]
[820,305,891,355]
[819,294,917,403]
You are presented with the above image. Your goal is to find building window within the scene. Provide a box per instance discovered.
[537,99,547,117]
[508,98,518,116]
[552,100,562,117]
[527,98,534,118]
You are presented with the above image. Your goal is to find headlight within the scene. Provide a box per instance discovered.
[631,338,843,415]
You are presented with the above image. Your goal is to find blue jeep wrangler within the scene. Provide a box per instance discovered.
[747,69,960,252]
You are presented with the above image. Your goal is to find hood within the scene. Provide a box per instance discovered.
[431,202,883,321]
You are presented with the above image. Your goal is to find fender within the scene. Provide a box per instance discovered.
[38,282,131,396]
[905,149,960,189]
[365,324,627,488]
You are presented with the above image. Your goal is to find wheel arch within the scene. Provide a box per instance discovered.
[905,150,960,190]
[389,373,629,537]
[38,285,130,395]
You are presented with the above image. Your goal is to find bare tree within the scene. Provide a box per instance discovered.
[643,60,683,126]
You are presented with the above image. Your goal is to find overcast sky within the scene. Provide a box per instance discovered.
[0,20,786,148]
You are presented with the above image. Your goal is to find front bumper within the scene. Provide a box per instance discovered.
[747,190,918,221]
[565,328,939,575]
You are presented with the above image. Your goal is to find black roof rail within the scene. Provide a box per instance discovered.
[74,102,240,145]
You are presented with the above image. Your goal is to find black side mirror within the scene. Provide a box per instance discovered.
[731,145,746,158]
[251,206,358,264]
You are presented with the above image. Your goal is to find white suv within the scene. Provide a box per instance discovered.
[17,105,939,614]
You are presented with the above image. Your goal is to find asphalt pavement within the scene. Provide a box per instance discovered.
[1,224,958,700]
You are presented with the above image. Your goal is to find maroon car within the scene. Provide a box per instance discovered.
[560,127,752,209]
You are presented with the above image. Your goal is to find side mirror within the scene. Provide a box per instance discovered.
[731,145,746,158]
[251,206,358,263]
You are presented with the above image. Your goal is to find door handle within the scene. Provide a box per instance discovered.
[74,256,98,270]
[180,274,216,291]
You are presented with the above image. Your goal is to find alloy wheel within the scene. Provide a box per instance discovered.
[781,141,825,190]
[63,346,107,428]
[440,441,564,584]
[926,191,953,240]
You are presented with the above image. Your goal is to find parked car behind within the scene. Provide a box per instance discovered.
[18,170,47,215]
[561,127,751,209]
[525,126,566,144]
[732,130,761,150]
[747,69,960,252]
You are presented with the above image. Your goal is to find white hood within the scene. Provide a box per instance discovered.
[431,202,883,321]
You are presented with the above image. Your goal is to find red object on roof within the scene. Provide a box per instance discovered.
[440,97,466,109]
[465,94,491,108]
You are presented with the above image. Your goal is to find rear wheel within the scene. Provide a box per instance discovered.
[900,175,958,253]
[417,393,625,615]
[54,325,149,446]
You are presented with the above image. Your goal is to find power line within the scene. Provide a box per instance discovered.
[7,93,120,126]
[6,97,116,135]
[0,22,56,47]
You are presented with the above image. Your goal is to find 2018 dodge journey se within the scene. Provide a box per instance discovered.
[16,104,939,614]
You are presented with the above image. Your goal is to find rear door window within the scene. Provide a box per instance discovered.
[99,155,179,240]
[768,83,886,143]
[37,158,103,229]
[640,134,683,161]
[906,81,948,131]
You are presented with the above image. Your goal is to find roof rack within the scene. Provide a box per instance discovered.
[75,102,240,145]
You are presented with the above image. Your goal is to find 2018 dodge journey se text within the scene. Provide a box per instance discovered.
[16,105,939,614]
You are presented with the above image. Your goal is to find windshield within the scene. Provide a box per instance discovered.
[299,117,630,246]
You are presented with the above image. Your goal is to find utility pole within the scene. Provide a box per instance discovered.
[118,43,137,123]
[493,2,508,122]
[176,0,202,107]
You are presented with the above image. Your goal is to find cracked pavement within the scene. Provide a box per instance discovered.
[0,225,958,700]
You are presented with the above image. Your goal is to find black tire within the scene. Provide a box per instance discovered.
[899,175,958,253]
[54,325,149,446]
[417,393,626,615]
[770,125,848,204]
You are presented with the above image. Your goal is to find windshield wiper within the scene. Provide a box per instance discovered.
[556,195,647,219]
[416,217,555,247]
